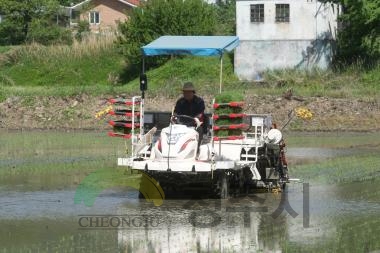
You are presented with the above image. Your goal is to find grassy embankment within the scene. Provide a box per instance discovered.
[0,35,127,100]
[0,36,379,101]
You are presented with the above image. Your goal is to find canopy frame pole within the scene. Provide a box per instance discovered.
[219,55,223,94]
[142,56,146,75]
[141,56,145,100]
[140,56,146,138]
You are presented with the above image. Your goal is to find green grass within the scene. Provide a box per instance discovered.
[0,130,126,173]
[0,83,130,100]
[0,130,134,191]
[291,154,380,184]
[0,45,12,54]
[0,130,125,159]
[214,91,244,103]
[261,65,380,99]
[0,50,123,86]
[284,213,380,253]
[286,132,380,148]
[286,132,380,184]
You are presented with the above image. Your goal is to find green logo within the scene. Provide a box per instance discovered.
[74,168,165,207]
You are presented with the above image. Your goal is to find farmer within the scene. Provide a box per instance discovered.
[173,82,206,148]
[174,82,205,125]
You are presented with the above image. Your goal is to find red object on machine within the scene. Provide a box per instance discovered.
[108,132,132,139]
[109,110,140,117]
[108,98,141,105]
[107,96,142,139]
[213,102,244,109]
[213,136,245,141]
[213,113,246,120]
[109,120,140,128]
[213,124,249,131]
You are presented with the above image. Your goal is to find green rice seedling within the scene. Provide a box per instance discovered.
[215,118,243,125]
[214,107,243,114]
[228,129,243,136]
[214,129,229,137]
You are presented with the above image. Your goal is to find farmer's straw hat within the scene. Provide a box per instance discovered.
[182,82,195,92]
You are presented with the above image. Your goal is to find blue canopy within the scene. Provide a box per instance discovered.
[141,36,239,56]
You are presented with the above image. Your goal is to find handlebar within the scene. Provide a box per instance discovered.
[172,114,196,121]
[171,114,202,128]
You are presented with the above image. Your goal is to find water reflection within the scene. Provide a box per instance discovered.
[118,194,290,253]
[0,183,379,252]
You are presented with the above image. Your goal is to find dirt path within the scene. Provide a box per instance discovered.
[1,94,379,131]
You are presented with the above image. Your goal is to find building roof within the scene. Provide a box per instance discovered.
[69,0,138,10]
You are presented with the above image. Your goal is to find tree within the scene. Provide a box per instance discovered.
[0,0,72,45]
[58,0,83,6]
[322,0,379,64]
[214,0,236,36]
[117,0,216,71]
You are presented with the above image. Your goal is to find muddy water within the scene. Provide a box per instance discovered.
[0,131,379,253]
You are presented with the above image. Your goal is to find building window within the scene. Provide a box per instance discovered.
[275,4,289,22]
[250,4,264,23]
[70,10,80,24]
[71,10,79,20]
[89,11,100,25]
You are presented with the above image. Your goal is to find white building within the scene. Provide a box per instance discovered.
[235,0,340,81]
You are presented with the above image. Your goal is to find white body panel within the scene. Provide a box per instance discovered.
[153,124,198,160]
[117,115,275,181]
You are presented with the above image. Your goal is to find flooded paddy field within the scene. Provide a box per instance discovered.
[0,130,379,252]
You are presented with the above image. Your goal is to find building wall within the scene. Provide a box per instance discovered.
[80,0,133,32]
[235,0,339,80]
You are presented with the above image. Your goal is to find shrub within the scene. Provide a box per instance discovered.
[0,20,25,45]
[75,20,91,42]
[26,19,73,45]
